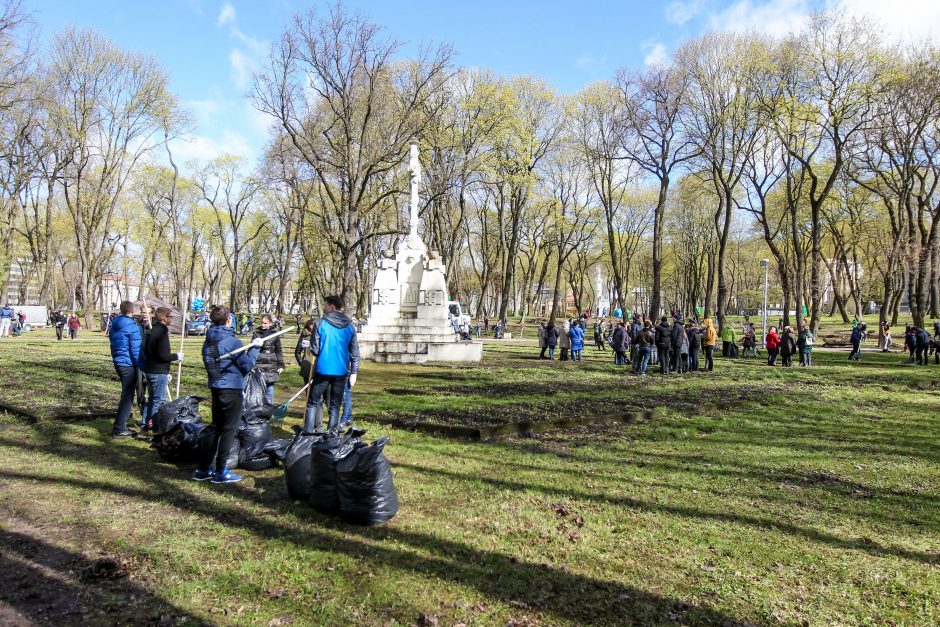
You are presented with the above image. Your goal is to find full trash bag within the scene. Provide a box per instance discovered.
[155,395,204,433]
[337,436,399,525]
[263,438,291,462]
[239,418,273,462]
[151,421,204,462]
[243,370,269,409]
[239,453,273,471]
[309,429,363,515]
[197,425,240,470]
[283,428,324,501]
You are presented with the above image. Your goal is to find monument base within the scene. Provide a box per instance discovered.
[359,316,482,363]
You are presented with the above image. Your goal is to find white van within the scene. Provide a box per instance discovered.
[11,305,48,329]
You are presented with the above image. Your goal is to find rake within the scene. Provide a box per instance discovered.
[272,380,312,423]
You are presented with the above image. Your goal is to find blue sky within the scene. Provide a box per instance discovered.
[29,0,939,168]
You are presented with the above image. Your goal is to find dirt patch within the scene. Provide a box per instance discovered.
[0,511,205,626]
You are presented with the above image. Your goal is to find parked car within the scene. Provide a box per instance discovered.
[186,313,210,336]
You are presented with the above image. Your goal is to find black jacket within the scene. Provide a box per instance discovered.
[545,325,559,347]
[686,327,700,352]
[655,322,672,349]
[780,332,797,356]
[142,322,178,375]
[252,326,285,384]
[671,322,684,349]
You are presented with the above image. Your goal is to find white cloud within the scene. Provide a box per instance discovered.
[666,0,705,26]
[573,53,608,70]
[217,2,236,27]
[246,103,275,138]
[169,130,255,164]
[229,48,255,90]
[828,0,940,43]
[708,0,811,37]
[642,41,669,67]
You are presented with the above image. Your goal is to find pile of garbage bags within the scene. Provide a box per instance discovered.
[147,371,399,526]
[283,427,398,526]
[149,392,290,471]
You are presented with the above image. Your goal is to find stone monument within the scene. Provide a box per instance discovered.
[358,143,483,364]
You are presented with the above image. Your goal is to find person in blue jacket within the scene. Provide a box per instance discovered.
[303,295,361,432]
[0,303,13,338]
[194,305,261,484]
[109,301,143,437]
[849,325,863,361]
[568,320,585,362]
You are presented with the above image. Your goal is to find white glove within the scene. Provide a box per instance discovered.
[250,337,264,348]
[348,373,357,388]
[276,367,283,374]
[175,353,184,361]
[300,339,310,349]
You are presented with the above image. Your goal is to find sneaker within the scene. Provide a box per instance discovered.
[112,429,136,438]
[192,468,214,482]
[211,469,242,484]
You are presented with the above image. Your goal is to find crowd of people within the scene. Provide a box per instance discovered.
[105,296,360,485]
[536,312,940,371]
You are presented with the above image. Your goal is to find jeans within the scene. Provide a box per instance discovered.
[265,383,275,405]
[659,347,671,374]
[638,346,651,374]
[548,346,556,359]
[70,329,78,340]
[113,365,138,433]
[704,346,714,371]
[200,388,243,473]
[689,349,699,372]
[802,352,812,366]
[768,347,779,365]
[304,373,348,431]
[143,373,169,429]
[614,349,626,365]
[572,349,582,361]
[849,344,861,360]
[341,381,353,425]
[55,325,64,340]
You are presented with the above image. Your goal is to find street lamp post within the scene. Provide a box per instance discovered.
[760,259,769,348]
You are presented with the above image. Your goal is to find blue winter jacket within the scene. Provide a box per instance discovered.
[850,327,863,345]
[0,306,12,319]
[312,311,361,377]
[109,315,143,367]
[202,324,259,390]
[568,325,585,351]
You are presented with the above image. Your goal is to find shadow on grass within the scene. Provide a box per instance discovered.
[0,426,750,626]
[0,522,207,626]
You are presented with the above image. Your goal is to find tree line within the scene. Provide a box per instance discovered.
[0,1,937,332]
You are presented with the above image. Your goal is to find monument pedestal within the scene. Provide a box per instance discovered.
[359,142,482,364]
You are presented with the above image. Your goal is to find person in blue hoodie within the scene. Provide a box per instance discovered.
[0,303,13,338]
[303,295,361,432]
[194,305,261,484]
[109,301,144,437]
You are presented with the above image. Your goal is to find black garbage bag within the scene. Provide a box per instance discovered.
[151,421,205,462]
[283,428,325,500]
[337,436,398,525]
[263,438,291,462]
[197,425,240,470]
[309,430,362,515]
[243,370,268,409]
[243,402,274,422]
[155,395,204,433]
[239,418,273,463]
[239,453,273,471]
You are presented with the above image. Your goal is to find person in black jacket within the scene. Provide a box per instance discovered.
[686,320,701,372]
[252,314,284,404]
[544,322,559,359]
[670,315,685,373]
[655,316,672,375]
[140,307,183,432]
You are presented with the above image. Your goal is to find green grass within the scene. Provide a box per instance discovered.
[0,326,937,625]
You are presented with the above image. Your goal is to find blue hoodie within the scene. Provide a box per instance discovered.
[568,325,585,351]
[0,306,12,319]
[311,311,361,376]
[108,315,143,367]
[202,324,259,389]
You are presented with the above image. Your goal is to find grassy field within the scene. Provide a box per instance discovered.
[0,324,938,626]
